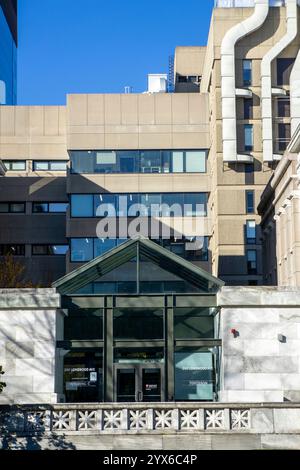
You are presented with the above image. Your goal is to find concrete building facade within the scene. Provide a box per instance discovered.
[2,1,300,286]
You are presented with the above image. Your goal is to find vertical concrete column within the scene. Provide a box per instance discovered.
[274,215,282,285]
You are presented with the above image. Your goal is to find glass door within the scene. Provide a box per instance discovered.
[115,364,164,402]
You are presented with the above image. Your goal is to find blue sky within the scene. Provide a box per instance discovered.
[17,0,214,105]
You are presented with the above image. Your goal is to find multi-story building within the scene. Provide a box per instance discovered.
[0,0,17,105]
[1,0,300,288]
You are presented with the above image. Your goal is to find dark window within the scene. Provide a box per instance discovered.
[3,161,26,171]
[0,202,25,213]
[32,245,69,256]
[64,309,103,340]
[33,161,68,171]
[244,98,253,119]
[174,308,214,339]
[278,123,291,152]
[245,163,254,173]
[244,124,253,152]
[277,58,294,86]
[247,250,257,275]
[246,190,255,214]
[246,220,256,244]
[243,60,252,86]
[277,98,290,118]
[248,280,258,286]
[113,308,164,340]
[0,244,25,256]
[33,202,68,213]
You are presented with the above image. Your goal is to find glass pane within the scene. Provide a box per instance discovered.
[33,161,49,171]
[142,369,161,402]
[174,308,214,339]
[113,308,164,340]
[71,151,95,174]
[50,161,67,171]
[64,351,103,403]
[140,194,162,216]
[246,220,256,243]
[51,245,69,255]
[114,348,164,364]
[175,350,214,401]
[71,238,93,262]
[119,151,138,173]
[94,194,116,217]
[94,238,116,257]
[140,151,162,173]
[32,245,48,255]
[10,203,25,213]
[89,258,137,294]
[116,369,136,402]
[95,151,117,173]
[33,203,48,213]
[185,151,206,173]
[243,60,252,86]
[246,191,254,214]
[49,203,68,213]
[71,195,93,217]
[118,194,140,217]
[277,58,294,86]
[64,309,103,340]
[161,193,184,216]
[10,161,26,171]
[172,151,184,173]
[244,124,253,151]
[184,194,207,216]
[0,203,9,213]
[161,151,171,173]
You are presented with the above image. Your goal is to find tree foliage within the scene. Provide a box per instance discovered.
[0,366,6,394]
[0,254,36,288]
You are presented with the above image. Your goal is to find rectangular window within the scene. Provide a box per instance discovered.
[33,161,68,171]
[278,123,291,152]
[174,349,214,401]
[244,124,253,152]
[247,250,257,275]
[277,58,294,86]
[32,202,68,213]
[70,150,207,175]
[3,161,26,171]
[185,151,206,173]
[246,220,256,244]
[71,195,93,217]
[94,194,116,217]
[0,202,25,213]
[32,245,69,256]
[71,238,93,262]
[0,245,25,256]
[243,60,252,86]
[245,190,255,214]
[277,98,290,118]
[244,98,253,119]
[113,308,164,340]
[174,308,214,339]
[64,309,103,341]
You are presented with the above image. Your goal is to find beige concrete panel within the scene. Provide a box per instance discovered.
[0,144,30,158]
[138,133,172,149]
[218,189,245,215]
[0,106,15,136]
[105,133,138,150]
[15,107,29,136]
[69,125,105,134]
[121,94,138,125]
[137,175,174,192]
[45,107,61,136]
[172,133,209,149]
[29,144,68,159]
[67,94,87,126]
[104,94,122,125]
[68,133,105,150]
[138,125,172,134]
[58,106,67,136]
[189,94,209,125]
[174,46,206,77]
[87,94,105,126]
[172,94,189,124]
[104,125,138,134]
[29,107,45,136]
[138,94,155,125]
[104,175,140,193]
[155,94,172,125]
[172,124,208,134]
[171,174,210,192]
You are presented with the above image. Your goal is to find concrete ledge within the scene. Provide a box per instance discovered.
[218,286,300,307]
[0,289,60,310]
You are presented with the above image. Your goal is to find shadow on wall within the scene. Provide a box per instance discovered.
[0,431,76,450]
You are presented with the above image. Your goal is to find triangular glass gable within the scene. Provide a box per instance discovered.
[53,238,223,295]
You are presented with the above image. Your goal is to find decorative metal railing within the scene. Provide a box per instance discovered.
[0,405,251,434]
[214,0,286,7]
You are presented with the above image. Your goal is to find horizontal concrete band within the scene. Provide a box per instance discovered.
[0,289,60,309]
[218,287,300,306]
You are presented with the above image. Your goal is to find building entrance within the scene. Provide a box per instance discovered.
[115,364,164,402]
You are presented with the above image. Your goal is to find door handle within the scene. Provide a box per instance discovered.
[136,391,143,402]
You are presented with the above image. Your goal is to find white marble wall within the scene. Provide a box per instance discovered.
[0,289,65,404]
[218,287,300,402]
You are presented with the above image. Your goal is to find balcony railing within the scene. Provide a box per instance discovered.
[215,0,286,7]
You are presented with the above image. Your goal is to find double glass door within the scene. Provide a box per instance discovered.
[115,364,164,402]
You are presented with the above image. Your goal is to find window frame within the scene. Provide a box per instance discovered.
[32,202,68,214]
[245,190,255,214]
[0,202,25,213]
[0,244,25,256]
[33,161,68,172]
[3,160,26,171]
[32,244,69,256]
